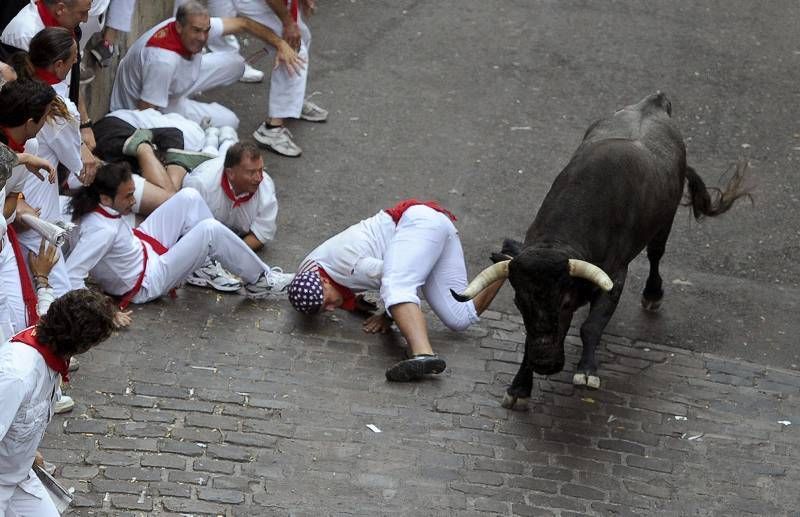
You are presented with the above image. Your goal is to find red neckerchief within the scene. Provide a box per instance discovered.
[286,0,298,22]
[10,326,69,382]
[318,267,356,311]
[146,21,192,59]
[36,1,61,29]
[1,127,25,153]
[93,205,121,219]
[220,173,255,208]
[384,199,457,225]
[35,67,61,85]
[6,226,39,326]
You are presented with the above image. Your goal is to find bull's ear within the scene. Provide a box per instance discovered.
[452,260,511,302]
[568,259,613,291]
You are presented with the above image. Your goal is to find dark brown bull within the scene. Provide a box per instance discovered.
[453,92,750,409]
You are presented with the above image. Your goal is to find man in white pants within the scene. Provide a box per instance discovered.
[110,1,304,129]
[0,289,116,517]
[88,0,138,67]
[175,0,327,157]
[286,200,506,382]
[65,162,294,325]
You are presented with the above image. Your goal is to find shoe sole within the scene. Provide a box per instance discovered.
[185,277,242,292]
[385,357,446,382]
[299,114,327,122]
[239,76,264,83]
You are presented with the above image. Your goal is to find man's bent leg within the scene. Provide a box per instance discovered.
[137,188,214,248]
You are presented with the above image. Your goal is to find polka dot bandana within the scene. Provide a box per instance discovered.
[288,270,324,314]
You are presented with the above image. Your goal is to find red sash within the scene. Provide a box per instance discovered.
[287,0,298,22]
[384,199,457,225]
[318,267,356,312]
[6,226,39,326]
[92,206,172,307]
[11,326,69,382]
[146,21,192,59]
[35,67,61,86]
[221,173,254,208]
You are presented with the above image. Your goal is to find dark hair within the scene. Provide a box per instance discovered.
[69,162,133,220]
[9,28,75,121]
[224,142,262,169]
[36,288,116,357]
[176,1,208,25]
[0,79,56,127]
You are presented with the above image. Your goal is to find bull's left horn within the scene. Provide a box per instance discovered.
[568,259,613,291]
[451,260,510,302]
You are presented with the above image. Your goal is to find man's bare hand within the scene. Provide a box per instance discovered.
[362,312,392,334]
[282,20,301,50]
[33,450,44,468]
[113,310,133,328]
[274,41,306,76]
[18,153,56,183]
[29,238,59,278]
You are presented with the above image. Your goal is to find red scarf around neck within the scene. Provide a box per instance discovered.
[11,326,69,382]
[146,21,192,59]
[318,267,356,311]
[1,127,25,153]
[36,1,61,29]
[93,205,121,219]
[35,67,62,86]
[221,173,255,208]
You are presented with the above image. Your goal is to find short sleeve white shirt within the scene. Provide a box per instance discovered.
[183,157,278,243]
[110,17,224,111]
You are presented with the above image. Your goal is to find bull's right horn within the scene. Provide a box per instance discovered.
[568,259,613,291]
[451,260,510,302]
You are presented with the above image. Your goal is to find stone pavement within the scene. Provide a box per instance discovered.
[43,288,800,516]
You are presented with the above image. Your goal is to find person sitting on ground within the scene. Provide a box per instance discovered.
[65,162,295,324]
[110,0,305,130]
[287,199,506,382]
[1,0,98,175]
[0,288,116,516]
[182,142,278,291]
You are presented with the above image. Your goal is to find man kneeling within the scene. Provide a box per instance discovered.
[65,163,293,324]
[287,200,505,382]
[0,289,116,515]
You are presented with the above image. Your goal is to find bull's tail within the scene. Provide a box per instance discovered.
[683,160,753,220]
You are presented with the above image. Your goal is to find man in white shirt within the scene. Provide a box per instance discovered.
[0,288,116,516]
[110,0,304,130]
[65,162,294,323]
[286,201,506,382]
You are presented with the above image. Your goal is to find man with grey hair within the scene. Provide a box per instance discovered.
[110,0,304,129]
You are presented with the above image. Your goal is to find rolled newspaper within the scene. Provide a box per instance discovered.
[19,214,75,247]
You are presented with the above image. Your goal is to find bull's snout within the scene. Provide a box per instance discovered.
[528,339,565,376]
[531,359,565,376]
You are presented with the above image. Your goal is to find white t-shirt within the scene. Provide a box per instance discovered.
[302,211,395,292]
[23,83,81,225]
[110,17,224,111]
[183,156,278,243]
[0,2,42,52]
[2,139,39,226]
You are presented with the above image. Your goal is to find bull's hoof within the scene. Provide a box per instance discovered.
[573,373,601,390]
[641,296,662,312]
[501,392,530,410]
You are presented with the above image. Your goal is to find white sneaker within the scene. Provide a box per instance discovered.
[54,395,74,414]
[252,123,302,157]
[240,63,264,83]
[186,259,242,292]
[300,99,328,122]
[242,267,295,299]
[68,357,80,372]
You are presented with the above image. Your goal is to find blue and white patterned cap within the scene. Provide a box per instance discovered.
[287,270,323,314]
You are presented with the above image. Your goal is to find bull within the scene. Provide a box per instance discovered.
[453,92,750,409]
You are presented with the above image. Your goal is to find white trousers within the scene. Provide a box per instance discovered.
[0,477,59,517]
[132,188,269,302]
[164,52,245,129]
[0,237,22,340]
[106,0,137,33]
[206,0,311,119]
[381,205,480,332]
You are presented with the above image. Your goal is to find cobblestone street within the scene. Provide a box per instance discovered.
[43,287,800,516]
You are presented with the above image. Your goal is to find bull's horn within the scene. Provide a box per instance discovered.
[568,259,613,291]
[451,260,510,302]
